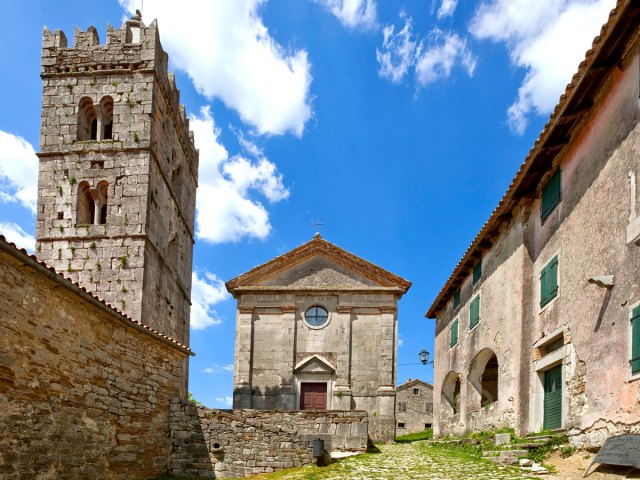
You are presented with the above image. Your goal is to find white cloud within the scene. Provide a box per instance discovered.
[204,363,235,374]
[437,0,458,19]
[119,0,312,136]
[397,336,404,348]
[215,396,233,407]
[191,270,230,330]
[0,131,39,213]
[377,15,418,84]
[377,16,476,87]
[469,0,615,134]
[190,107,289,244]
[415,29,476,86]
[315,0,378,30]
[0,222,35,252]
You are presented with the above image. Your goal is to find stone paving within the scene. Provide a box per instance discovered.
[244,441,539,479]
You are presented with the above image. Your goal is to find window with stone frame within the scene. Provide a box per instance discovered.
[425,401,433,413]
[397,401,407,413]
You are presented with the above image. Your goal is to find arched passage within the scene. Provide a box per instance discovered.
[441,371,462,414]
[468,348,499,408]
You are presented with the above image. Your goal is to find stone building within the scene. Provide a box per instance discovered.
[226,233,411,442]
[426,0,640,449]
[395,379,434,434]
[36,11,198,348]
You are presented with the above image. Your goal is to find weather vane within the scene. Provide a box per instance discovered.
[311,219,325,238]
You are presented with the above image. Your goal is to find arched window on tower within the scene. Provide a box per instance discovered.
[78,98,97,141]
[171,159,182,204]
[100,96,114,140]
[76,181,94,225]
[96,181,109,225]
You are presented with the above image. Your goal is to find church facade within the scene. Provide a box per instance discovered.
[226,234,411,442]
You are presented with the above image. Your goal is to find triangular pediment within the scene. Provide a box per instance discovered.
[294,355,336,374]
[226,235,411,295]
[259,255,377,288]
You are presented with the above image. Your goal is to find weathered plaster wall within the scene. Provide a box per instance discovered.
[169,402,368,478]
[525,51,640,446]
[433,218,529,436]
[0,246,187,479]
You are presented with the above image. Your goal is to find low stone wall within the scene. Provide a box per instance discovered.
[170,401,369,478]
[567,420,640,451]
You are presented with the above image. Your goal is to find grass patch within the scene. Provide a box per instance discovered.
[395,429,433,443]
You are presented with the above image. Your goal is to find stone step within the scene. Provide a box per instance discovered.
[523,435,554,442]
[484,449,528,458]
[506,442,547,449]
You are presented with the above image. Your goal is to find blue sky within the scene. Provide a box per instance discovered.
[0,0,615,407]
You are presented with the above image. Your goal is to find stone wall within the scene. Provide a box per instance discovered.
[0,240,189,479]
[170,402,368,478]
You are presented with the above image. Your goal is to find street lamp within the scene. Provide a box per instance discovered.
[418,349,433,366]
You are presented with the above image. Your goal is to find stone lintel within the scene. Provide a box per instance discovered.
[238,306,255,315]
[280,305,297,314]
[336,305,354,314]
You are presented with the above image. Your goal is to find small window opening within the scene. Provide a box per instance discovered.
[78,98,97,141]
[425,423,432,429]
[77,182,93,225]
[397,422,405,428]
[91,160,104,169]
[413,388,420,395]
[90,119,98,140]
[100,96,114,140]
[397,402,407,413]
[97,181,108,225]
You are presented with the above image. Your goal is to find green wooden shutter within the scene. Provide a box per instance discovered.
[470,296,480,329]
[541,168,562,221]
[540,265,548,307]
[473,261,482,285]
[632,306,640,374]
[453,289,461,308]
[450,318,459,347]
[540,256,558,307]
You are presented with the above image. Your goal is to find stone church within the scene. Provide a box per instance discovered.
[226,233,411,442]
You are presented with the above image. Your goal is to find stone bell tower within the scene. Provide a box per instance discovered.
[35,12,198,347]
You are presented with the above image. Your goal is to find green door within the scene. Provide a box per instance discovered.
[543,365,562,430]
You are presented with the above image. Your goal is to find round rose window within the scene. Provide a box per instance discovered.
[305,306,329,328]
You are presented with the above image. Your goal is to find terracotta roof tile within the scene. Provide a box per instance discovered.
[0,234,192,354]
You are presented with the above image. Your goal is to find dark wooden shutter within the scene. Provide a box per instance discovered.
[473,261,482,285]
[544,365,562,429]
[450,318,459,347]
[453,289,461,308]
[470,296,480,329]
[541,168,562,221]
[540,256,558,307]
[632,306,640,374]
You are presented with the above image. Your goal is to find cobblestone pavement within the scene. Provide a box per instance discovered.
[246,441,539,479]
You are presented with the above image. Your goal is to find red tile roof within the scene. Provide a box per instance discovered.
[0,234,193,355]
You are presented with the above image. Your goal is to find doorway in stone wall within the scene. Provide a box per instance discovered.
[300,382,327,410]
